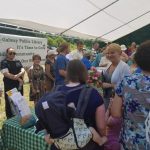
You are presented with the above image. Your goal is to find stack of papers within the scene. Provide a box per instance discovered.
[6,88,31,117]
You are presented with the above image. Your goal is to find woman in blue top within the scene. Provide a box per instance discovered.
[111,40,150,150]
[81,50,92,70]
[47,59,106,150]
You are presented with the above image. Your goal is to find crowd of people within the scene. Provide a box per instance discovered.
[0,40,150,150]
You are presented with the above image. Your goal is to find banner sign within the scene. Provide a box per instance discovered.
[0,33,47,67]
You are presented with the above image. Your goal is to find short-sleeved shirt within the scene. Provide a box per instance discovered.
[81,57,91,70]
[57,84,104,128]
[69,50,83,60]
[116,73,150,150]
[91,53,102,67]
[54,54,68,85]
[1,59,23,87]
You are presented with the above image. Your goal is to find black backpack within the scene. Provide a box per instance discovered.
[35,85,93,138]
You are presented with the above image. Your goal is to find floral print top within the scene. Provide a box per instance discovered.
[116,73,150,150]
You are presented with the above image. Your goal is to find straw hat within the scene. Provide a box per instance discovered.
[120,45,127,51]
[47,50,58,55]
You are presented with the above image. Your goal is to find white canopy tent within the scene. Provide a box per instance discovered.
[0,0,150,42]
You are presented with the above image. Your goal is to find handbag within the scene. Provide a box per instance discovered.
[54,118,92,150]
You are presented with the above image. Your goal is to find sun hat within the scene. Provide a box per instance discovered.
[47,49,58,55]
[120,44,127,51]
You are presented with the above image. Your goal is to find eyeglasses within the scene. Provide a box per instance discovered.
[8,52,16,55]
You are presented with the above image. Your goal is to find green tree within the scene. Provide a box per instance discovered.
[47,37,54,47]
[53,36,67,47]
[70,43,76,51]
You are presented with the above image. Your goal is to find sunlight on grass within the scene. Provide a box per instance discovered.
[0,72,34,129]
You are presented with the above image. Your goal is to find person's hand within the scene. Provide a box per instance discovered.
[44,134,54,144]
[96,81,102,88]
[102,83,111,88]
[89,127,107,146]
[102,82,115,89]
[13,74,20,80]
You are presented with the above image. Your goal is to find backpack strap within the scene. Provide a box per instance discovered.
[75,86,93,118]
[53,84,85,93]
[52,85,63,92]
[67,85,85,94]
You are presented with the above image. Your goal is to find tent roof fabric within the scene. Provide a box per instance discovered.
[0,0,150,41]
[0,18,104,40]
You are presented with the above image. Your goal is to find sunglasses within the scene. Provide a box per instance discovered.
[8,52,16,55]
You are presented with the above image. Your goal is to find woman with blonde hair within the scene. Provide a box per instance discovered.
[102,43,130,109]
[100,43,130,150]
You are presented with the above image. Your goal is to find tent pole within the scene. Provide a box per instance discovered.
[96,10,150,40]
[60,0,119,35]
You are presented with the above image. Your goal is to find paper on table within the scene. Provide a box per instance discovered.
[6,88,18,97]
[10,92,31,117]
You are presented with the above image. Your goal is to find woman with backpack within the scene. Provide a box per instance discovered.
[44,59,106,150]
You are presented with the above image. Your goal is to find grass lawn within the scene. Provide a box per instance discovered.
[0,72,34,129]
